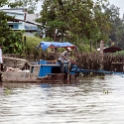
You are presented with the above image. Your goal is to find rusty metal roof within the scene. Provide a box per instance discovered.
[103,46,121,53]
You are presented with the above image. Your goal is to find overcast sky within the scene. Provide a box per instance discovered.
[109,0,124,18]
[3,0,124,18]
[36,0,124,18]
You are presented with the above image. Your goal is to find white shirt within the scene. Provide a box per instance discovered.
[58,50,69,63]
[0,48,3,63]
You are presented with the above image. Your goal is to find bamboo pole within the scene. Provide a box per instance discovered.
[100,40,104,70]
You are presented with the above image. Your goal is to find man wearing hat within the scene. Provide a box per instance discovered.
[58,47,72,73]
[0,44,3,72]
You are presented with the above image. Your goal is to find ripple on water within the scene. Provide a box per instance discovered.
[0,75,124,124]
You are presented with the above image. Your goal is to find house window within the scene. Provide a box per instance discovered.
[13,24,19,29]
[9,25,13,28]
[9,24,19,30]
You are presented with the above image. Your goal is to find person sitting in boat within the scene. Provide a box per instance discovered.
[58,47,72,73]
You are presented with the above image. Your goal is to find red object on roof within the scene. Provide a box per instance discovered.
[103,46,121,53]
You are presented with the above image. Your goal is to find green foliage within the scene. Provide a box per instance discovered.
[10,0,41,12]
[24,35,41,50]
[37,0,111,44]
[5,88,10,95]
[0,0,42,55]
[23,35,60,60]
[0,2,15,53]
[106,5,124,49]
[1,30,24,54]
[22,35,42,59]
[65,33,95,52]
[115,50,124,55]
[36,0,124,51]
[0,0,22,8]
[0,3,24,54]
[41,37,53,41]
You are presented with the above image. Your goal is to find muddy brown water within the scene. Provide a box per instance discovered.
[0,75,124,124]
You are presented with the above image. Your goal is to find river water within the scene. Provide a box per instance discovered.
[0,75,124,124]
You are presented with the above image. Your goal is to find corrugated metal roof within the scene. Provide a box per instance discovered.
[2,9,41,26]
[104,46,121,53]
[25,13,41,26]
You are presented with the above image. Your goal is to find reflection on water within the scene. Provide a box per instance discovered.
[0,75,124,124]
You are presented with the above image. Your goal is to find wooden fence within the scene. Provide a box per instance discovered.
[75,53,124,72]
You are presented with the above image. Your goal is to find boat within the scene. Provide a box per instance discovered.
[1,41,78,83]
[1,41,117,83]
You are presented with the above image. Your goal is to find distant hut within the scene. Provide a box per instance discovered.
[103,46,121,53]
[97,46,121,53]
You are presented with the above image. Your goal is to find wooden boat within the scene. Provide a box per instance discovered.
[1,59,78,83]
[2,57,115,83]
[1,42,78,83]
[1,42,117,83]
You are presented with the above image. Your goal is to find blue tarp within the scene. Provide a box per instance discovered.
[37,41,76,51]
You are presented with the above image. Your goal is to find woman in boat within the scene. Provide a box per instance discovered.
[58,47,72,73]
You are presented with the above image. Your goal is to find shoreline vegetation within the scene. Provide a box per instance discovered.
[1,35,124,83]
[23,35,124,73]
[22,35,96,61]
[3,35,124,73]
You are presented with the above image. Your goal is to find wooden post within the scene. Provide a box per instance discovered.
[54,29,58,41]
[54,29,58,52]
[90,41,92,52]
[67,69,70,83]
[100,40,104,70]
[96,41,97,51]
[67,62,71,83]
[0,73,2,82]
[24,36,27,57]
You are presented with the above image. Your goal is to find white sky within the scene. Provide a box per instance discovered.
[109,0,124,18]
[36,0,124,18]
[2,0,124,18]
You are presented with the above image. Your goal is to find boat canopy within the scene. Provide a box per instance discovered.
[37,41,76,51]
